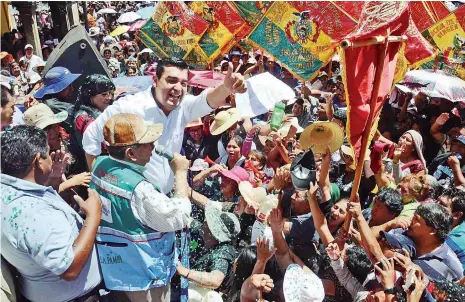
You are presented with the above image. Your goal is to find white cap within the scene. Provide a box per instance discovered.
[24,44,33,50]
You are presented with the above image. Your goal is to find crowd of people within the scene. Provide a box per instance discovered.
[2,2,465,302]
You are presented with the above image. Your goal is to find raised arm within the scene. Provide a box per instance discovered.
[206,63,247,109]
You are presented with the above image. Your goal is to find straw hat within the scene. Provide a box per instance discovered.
[239,181,267,210]
[100,47,114,57]
[340,144,356,170]
[23,103,68,129]
[185,118,203,129]
[300,121,344,154]
[210,108,240,135]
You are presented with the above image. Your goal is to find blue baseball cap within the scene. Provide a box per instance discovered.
[34,67,81,99]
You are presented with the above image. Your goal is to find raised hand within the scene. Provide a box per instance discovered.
[326,242,341,261]
[49,150,71,178]
[224,63,247,94]
[435,112,450,126]
[374,258,396,290]
[268,208,284,233]
[256,237,277,263]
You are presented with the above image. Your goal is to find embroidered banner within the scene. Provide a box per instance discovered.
[138,1,209,59]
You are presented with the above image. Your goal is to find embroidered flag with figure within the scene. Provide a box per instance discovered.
[188,1,250,67]
[247,1,359,81]
[137,1,209,59]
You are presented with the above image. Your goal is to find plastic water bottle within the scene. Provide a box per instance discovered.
[270,101,286,130]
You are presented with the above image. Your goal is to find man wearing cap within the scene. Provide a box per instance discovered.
[33,66,80,118]
[90,113,192,301]
[83,57,246,193]
[429,135,465,187]
[20,44,44,77]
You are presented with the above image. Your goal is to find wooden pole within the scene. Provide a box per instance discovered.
[343,38,390,231]
[340,35,406,49]
[328,59,333,78]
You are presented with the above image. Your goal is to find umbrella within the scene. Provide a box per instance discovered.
[97,8,117,14]
[188,70,225,89]
[117,12,142,24]
[402,70,465,103]
[136,6,156,20]
[110,25,130,37]
[129,20,146,32]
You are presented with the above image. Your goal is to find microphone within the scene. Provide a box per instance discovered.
[154,144,174,161]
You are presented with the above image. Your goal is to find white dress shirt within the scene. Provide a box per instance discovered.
[82,87,213,193]
[132,181,192,232]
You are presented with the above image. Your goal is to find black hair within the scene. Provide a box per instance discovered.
[1,125,49,178]
[451,191,465,224]
[377,187,404,216]
[416,203,453,242]
[107,144,139,160]
[345,245,373,284]
[294,98,305,106]
[74,74,115,117]
[432,279,465,302]
[126,66,137,75]
[224,246,257,302]
[155,57,189,79]
[1,85,13,107]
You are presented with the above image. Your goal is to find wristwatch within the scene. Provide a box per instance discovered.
[383,287,397,294]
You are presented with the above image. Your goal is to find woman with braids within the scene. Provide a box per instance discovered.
[72,74,115,148]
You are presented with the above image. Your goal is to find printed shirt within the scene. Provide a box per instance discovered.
[0,174,101,302]
[82,87,213,194]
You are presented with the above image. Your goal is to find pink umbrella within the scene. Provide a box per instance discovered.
[188,70,225,88]
[129,20,146,32]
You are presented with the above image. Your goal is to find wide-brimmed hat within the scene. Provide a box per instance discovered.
[103,113,163,147]
[220,166,249,184]
[190,159,209,172]
[283,264,325,302]
[185,118,203,129]
[340,144,356,170]
[23,103,68,129]
[32,61,46,74]
[210,108,240,136]
[258,135,274,146]
[290,150,316,191]
[34,67,81,99]
[300,121,344,154]
[205,203,241,243]
[89,26,100,37]
[0,52,12,61]
[239,181,267,209]
[139,48,153,55]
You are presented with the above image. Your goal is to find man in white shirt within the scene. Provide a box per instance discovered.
[21,44,44,77]
[83,57,246,193]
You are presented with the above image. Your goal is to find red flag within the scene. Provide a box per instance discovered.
[404,15,437,68]
[342,2,410,160]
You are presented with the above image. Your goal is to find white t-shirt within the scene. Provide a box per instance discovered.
[21,54,44,77]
